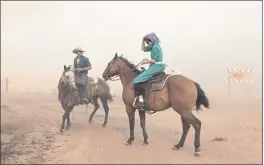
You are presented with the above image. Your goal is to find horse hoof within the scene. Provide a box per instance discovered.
[142,142,149,146]
[88,120,92,124]
[102,124,106,128]
[125,141,132,146]
[59,129,64,133]
[194,152,200,157]
[172,145,181,150]
[194,148,201,157]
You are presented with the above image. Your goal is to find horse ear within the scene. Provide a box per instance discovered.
[64,65,67,70]
[66,65,72,70]
[114,53,118,59]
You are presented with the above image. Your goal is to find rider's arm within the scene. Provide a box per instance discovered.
[80,57,92,71]
[148,59,156,64]
[148,46,162,64]
[143,46,152,52]
[73,58,77,68]
[141,39,151,52]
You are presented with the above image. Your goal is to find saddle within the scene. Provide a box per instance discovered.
[88,77,99,86]
[137,72,172,112]
[139,72,171,91]
[88,77,100,97]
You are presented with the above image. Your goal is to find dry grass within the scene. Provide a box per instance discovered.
[1,119,53,164]
[1,123,26,163]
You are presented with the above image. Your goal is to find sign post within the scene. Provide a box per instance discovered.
[226,68,253,97]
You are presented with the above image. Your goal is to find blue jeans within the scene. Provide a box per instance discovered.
[75,74,88,100]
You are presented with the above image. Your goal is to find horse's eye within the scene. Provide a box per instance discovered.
[66,76,69,79]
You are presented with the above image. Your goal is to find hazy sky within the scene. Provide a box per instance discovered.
[1,1,262,96]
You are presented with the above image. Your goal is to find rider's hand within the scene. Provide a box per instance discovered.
[143,34,149,40]
[141,59,149,64]
[75,68,81,72]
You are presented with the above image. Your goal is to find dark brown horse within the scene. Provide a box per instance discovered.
[102,53,210,156]
[58,65,113,132]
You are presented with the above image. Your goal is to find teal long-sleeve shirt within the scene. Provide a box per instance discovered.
[143,43,163,62]
[133,43,165,84]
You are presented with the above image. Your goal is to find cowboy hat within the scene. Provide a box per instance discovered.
[72,47,85,53]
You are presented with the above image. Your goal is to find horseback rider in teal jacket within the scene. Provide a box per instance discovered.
[133,33,165,109]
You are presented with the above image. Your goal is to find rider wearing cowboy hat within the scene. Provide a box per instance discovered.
[73,47,92,104]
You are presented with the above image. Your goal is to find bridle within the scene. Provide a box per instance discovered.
[58,69,78,106]
[60,69,77,91]
[104,57,142,81]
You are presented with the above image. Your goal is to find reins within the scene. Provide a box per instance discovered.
[107,62,143,81]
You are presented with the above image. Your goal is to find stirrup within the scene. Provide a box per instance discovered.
[136,102,146,111]
[145,110,152,115]
[133,99,145,110]
[145,110,156,115]
[138,106,145,112]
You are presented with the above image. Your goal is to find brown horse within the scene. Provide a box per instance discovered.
[102,53,210,156]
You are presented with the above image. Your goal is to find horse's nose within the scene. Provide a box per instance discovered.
[102,74,108,81]
[102,73,106,79]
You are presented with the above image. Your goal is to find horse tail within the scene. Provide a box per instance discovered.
[194,82,210,111]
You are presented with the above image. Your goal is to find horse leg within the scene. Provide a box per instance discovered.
[88,97,99,123]
[100,97,109,128]
[85,104,88,114]
[180,112,202,156]
[60,109,67,132]
[138,110,149,145]
[173,116,190,150]
[125,106,136,145]
[66,106,74,130]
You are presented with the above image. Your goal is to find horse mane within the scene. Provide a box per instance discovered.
[118,56,140,74]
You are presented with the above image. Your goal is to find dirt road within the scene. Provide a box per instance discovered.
[1,92,262,164]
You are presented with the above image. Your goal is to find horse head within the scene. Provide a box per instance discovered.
[102,53,140,81]
[102,53,121,81]
[60,65,77,90]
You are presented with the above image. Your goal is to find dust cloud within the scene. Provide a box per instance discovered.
[1,1,262,97]
[1,2,263,164]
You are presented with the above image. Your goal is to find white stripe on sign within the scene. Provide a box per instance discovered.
[225,78,254,83]
[226,68,252,73]
[240,68,252,73]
